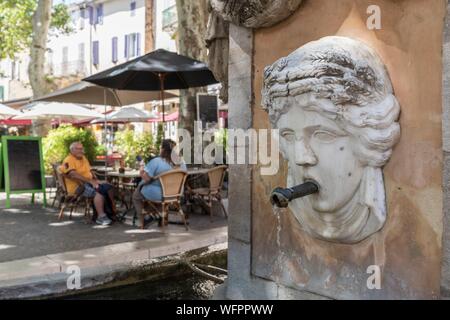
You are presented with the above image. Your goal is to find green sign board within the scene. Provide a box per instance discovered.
[0,136,46,208]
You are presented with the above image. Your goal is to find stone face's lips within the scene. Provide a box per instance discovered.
[303,178,320,191]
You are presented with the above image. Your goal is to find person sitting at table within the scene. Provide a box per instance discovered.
[60,141,117,226]
[132,139,186,226]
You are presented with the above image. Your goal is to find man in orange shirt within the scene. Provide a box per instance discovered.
[61,141,115,225]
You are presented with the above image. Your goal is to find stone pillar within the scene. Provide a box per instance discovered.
[226,24,281,299]
[225,24,255,299]
[441,0,450,299]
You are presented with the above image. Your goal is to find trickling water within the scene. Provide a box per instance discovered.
[272,205,282,248]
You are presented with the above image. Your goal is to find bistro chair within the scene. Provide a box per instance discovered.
[51,163,64,208]
[140,169,188,231]
[186,165,228,220]
[55,167,93,222]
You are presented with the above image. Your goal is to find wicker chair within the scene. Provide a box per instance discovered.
[55,167,93,222]
[140,169,188,231]
[51,163,64,208]
[186,165,228,220]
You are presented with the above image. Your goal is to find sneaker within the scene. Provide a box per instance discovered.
[96,215,112,226]
[143,215,157,228]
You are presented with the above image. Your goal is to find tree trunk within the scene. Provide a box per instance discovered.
[175,0,209,139]
[145,0,155,53]
[28,0,53,136]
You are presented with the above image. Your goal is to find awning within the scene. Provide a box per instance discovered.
[0,118,32,126]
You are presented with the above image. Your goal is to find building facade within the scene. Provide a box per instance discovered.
[0,0,180,140]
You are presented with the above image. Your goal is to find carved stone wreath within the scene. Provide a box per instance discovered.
[210,0,303,28]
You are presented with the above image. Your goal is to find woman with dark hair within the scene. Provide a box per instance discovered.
[132,139,186,225]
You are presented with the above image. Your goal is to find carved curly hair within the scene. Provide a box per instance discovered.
[261,36,400,167]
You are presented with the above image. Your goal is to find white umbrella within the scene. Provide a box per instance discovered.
[13,102,103,121]
[90,106,158,123]
[0,103,20,119]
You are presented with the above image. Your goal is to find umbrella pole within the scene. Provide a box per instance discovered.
[159,73,166,139]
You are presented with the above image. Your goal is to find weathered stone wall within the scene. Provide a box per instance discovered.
[242,0,446,299]
[441,0,450,300]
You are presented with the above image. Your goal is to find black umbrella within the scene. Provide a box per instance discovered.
[83,49,218,127]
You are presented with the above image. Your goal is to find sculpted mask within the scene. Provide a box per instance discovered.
[262,36,401,243]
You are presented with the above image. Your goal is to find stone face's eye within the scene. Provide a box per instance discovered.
[312,130,337,143]
[281,129,295,142]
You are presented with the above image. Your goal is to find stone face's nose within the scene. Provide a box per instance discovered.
[294,139,317,166]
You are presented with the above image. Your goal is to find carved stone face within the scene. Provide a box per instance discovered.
[262,36,401,243]
[277,98,365,214]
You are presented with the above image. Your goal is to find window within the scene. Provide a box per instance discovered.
[130,1,136,16]
[0,86,4,102]
[79,43,85,61]
[88,5,94,25]
[124,33,141,59]
[112,37,118,63]
[11,61,15,80]
[80,8,85,29]
[78,43,85,73]
[62,47,69,75]
[96,4,103,25]
[47,51,54,74]
[92,41,99,66]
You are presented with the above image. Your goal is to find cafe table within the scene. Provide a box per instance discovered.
[106,169,141,209]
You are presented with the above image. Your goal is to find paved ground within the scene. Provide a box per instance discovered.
[0,192,227,263]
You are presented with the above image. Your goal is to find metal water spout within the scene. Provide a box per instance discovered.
[270,181,319,208]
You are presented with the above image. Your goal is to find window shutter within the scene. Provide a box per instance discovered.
[88,6,94,25]
[97,4,103,25]
[136,33,141,56]
[112,37,118,63]
[124,35,129,58]
[130,1,136,16]
[80,8,85,29]
[93,41,99,65]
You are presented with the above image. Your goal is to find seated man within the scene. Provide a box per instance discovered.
[60,141,116,226]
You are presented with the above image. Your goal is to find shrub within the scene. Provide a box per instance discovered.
[155,123,164,152]
[214,128,228,164]
[115,129,156,167]
[95,144,107,156]
[43,124,99,174]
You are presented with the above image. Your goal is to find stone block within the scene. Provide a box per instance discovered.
[228,165,252,243]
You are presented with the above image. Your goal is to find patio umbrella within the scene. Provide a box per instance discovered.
[90,106,158,123]
[83,48,219,132]
[33,81,178,106]
[0,103,20,119]
[13,102,103,122]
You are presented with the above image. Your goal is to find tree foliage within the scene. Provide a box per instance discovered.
[0,0,72,59]
[115,129,156,167]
